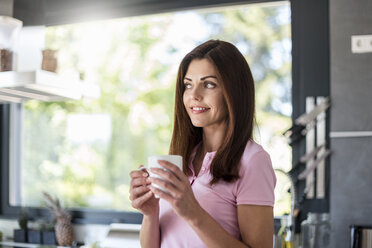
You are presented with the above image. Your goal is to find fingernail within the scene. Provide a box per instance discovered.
[143,173,148,177]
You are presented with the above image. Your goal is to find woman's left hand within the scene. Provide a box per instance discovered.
[147,160,202,222]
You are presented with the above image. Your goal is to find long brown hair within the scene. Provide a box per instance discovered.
[169,40,255,184]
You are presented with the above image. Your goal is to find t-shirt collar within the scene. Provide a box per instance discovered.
[188,142,217,174]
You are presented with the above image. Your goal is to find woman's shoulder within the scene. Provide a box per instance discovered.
[234,140,276,206]
[241,140,270,160]
[239,140,272,171]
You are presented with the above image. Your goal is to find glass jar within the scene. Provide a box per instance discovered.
[301,212,331,248]
[0,48,13,71]
[41,49,58,72]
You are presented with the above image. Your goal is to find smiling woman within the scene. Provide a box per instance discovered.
[130,40,276,248]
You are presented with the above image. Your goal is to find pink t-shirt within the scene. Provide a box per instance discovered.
[159,140,276,248]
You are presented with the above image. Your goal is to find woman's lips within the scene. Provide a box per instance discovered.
[191,106,210,114]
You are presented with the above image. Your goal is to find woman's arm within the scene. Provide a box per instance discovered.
[149,161,274,248]
[129,169,160,248]
[179,203,273,248]
[140,211,160,248]
[238,205,274,248]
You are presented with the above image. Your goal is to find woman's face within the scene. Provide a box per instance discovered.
[183,59,228,130]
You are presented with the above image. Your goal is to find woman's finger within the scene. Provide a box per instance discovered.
[150,168,182,189]
[149,185,173,202]
[131,190,153,209]
[129,185,150,200]
[148,177,179,196]
[158,160,188,183]
[130,177,150,188]
[130,169,149,179]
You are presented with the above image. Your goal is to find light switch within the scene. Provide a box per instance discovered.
[351,34,372,53]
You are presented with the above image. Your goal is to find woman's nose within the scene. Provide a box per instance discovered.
[190,86,202,101]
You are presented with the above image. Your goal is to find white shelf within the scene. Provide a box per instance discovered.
[0,70,100,103]
[330,131,372,138]
[0,241,67,247]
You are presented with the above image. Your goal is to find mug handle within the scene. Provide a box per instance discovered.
[139,166,149,173]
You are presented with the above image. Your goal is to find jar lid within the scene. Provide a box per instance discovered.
[308,212,322,222]
[321,213,330,221]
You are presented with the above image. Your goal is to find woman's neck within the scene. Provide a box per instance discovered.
[202,123,228,153]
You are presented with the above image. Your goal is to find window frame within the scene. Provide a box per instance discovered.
[1,0,330,228]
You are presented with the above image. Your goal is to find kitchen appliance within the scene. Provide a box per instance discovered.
[350,225,372,248]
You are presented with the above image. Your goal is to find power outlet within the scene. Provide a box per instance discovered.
[351,34,372,53]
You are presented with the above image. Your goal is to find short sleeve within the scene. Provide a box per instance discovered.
[235,151,276,206]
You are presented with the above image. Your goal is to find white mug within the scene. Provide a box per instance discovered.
[141,155,182,198]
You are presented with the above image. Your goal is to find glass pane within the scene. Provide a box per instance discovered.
[13,2,291,214]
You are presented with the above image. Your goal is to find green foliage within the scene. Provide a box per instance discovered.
[18,208,29,230]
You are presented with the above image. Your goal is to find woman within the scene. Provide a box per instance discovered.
[129,40,276,248]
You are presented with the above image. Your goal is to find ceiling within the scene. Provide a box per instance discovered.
[12,0,280,26]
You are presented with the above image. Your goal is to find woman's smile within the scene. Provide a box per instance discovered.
[190,106,211,114]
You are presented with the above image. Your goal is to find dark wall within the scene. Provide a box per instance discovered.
[290,0,330,232]
[329,0,372,246]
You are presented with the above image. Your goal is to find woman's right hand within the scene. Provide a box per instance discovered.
[129,167,159,217]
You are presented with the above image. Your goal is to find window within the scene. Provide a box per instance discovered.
[3,2,291,221]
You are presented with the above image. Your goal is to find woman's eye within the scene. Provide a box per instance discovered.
[205,82,216,89]
[184,83,192,89]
